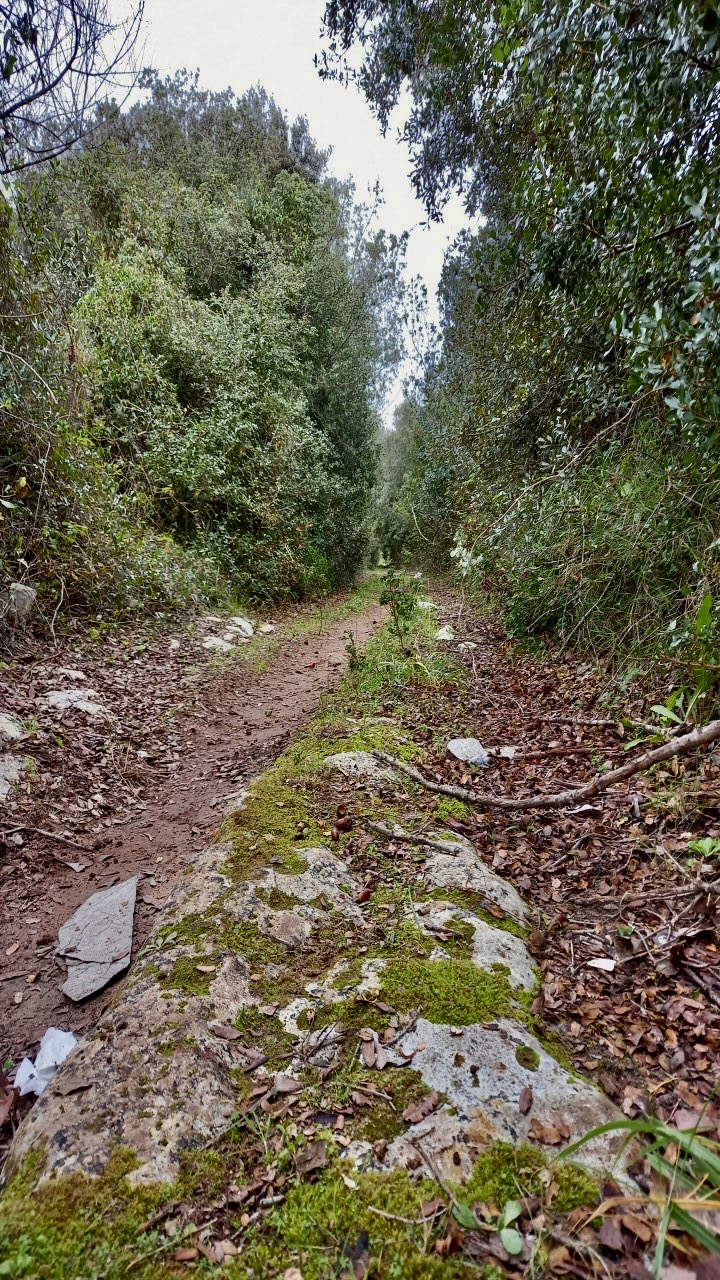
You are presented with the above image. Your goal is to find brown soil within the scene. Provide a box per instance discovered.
[0,593,385,1063]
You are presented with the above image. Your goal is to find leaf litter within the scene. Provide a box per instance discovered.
[3,584,720,1277]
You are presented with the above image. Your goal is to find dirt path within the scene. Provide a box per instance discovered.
[3,583,720,1275]
[0,591,385,1061]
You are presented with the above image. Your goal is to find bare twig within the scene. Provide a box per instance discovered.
[8,825,91,851]
[372,719,720,812]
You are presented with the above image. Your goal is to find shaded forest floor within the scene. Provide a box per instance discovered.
[0,580,385,1067]
[1,580,719,1279]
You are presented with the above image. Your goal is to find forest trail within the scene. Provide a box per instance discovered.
[4,583,719,1277]
[0,585,386,1066]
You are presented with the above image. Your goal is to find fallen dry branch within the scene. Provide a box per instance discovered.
[372,718,720,812]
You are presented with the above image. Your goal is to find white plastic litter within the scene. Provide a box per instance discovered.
[258,623,275,634]
[435,625,455,641]
[417,600,438,611]
[14,1027,77,1096]
[447,737,490,767]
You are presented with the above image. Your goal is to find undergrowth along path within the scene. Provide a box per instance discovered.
[2,583,719,1278]
[0,580,385,1066]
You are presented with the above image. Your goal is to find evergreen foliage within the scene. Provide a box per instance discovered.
[324,1,720,659]
[1,71,403,615]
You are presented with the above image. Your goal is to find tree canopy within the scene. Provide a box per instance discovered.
[326,0,720,659]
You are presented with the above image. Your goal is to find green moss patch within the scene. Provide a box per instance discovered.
[515,1044,540,1072]
[380,956,518,1026]
[462,1141,599,1214]
[425,888,528,938]
[242,1166,470,1280]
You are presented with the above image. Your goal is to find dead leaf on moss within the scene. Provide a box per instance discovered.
[295,1139,327,1177]
[402,1091,439,1124]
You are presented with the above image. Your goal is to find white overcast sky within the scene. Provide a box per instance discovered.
[125,0,467,424]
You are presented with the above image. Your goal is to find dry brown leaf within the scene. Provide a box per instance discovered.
[402,1091,439,1124]
[528,1117,564,1146]
[208,1023,242,1041]
[172,1247,199,1263]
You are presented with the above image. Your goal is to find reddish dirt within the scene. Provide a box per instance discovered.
[0,594,385,1065]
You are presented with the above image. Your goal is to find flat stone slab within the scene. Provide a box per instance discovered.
[58,878,138,1001]
[422,834,528,923]
[0,754,25,799]
[325,750,398,788]
[377,1016,626,1180]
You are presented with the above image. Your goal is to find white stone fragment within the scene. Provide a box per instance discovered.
[228,616,254,637]
[0,712,23,741]
[202,636,234,653]
[0,754,26,799]
[46,688,105,715]
[447,737,490,767]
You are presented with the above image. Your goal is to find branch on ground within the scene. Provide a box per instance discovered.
[372,719,720,812]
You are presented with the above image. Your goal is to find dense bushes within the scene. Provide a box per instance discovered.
[0,73,402,618]
[324,1,720,662]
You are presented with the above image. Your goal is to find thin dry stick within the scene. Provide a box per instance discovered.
[542,714,670,736]
[10,826,91,851]
[372,719,720,812]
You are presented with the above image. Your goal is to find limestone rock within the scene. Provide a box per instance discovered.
[58,878,138,1001]
[0,712,23,741]
[0,582,37,625]
[422,834,528,923]
[380,1016,626,1179]
[0,754,25,799]
[223,789,247,817]
[228,616,254,638]
[46,688,105,716]
[202,636,234,653]
[447,737,489,767]
[324,750,397,788]
[266,910,311,949]
[417,900,537,991]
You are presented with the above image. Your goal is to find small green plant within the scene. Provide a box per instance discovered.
[0,1233,35,1277]
[379,566,420,650]
[687,836,720,860]
[563,1115,720,1274]
[342,628,360,669]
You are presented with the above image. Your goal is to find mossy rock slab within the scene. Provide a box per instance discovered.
[415,899,537,991]
[349,1015,626,1184]
[421,834,528,923]
[324,749,398,789]
[3,840,359,1190]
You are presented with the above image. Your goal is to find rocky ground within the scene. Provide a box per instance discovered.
[1,583,719,1280]
[0,581,384,1057]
